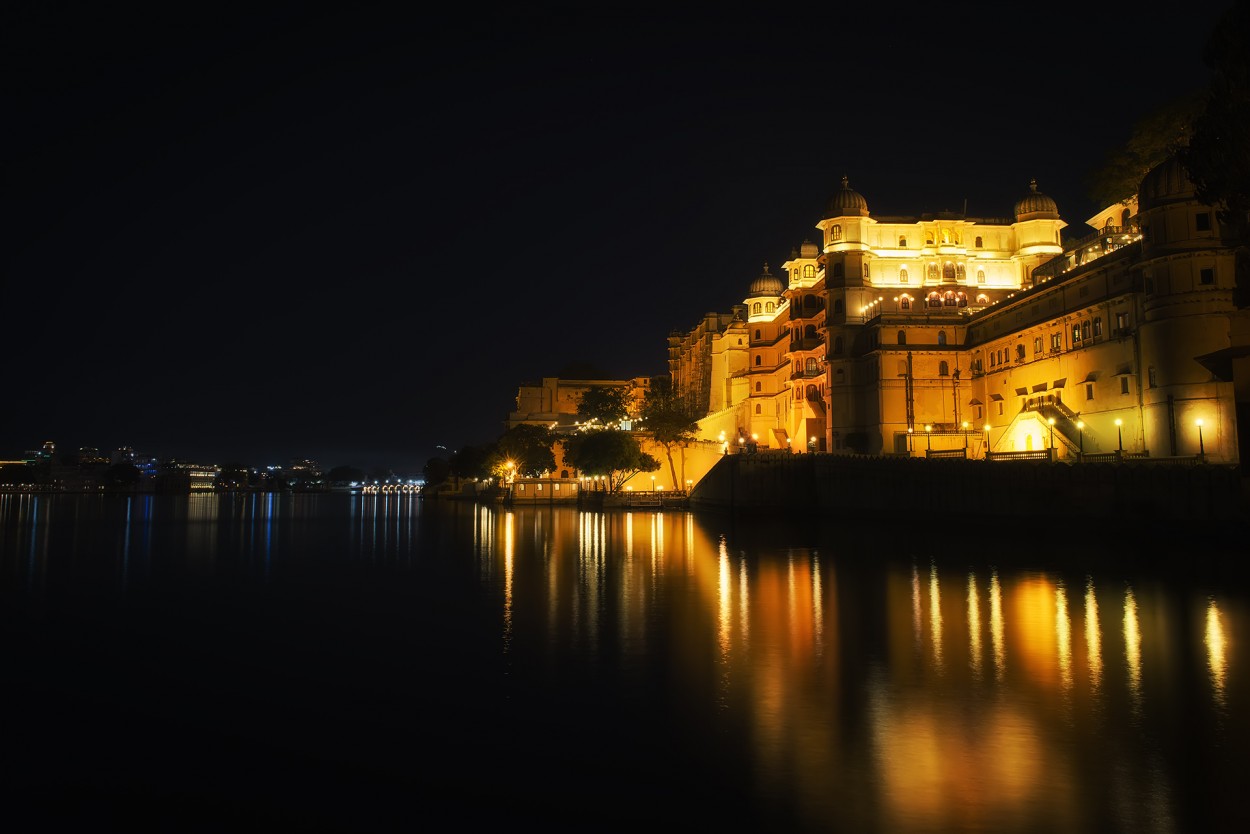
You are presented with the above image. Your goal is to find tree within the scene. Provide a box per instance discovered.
[1179,1,1250,306]
[564,430,659,493]
[641,375,699,490]
[449,444,495,482]
[422,456,450,487]
[495,424,556,477]
[104,462,141,489]
[576,384,631,427]
[1086,91,1205,212]
[326,465,367,486]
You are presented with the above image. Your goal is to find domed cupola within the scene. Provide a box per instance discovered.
[1137,155,1195,212]
[1014,179,1060,221]
[800,239,819,258]
[748,263,784,297]
[825,176,869,218]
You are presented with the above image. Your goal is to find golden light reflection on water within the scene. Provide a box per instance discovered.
[718,536,732,660]
[929,563,944,672]
[991,570,1005,681]
[1206,598,1227,709]
[968,573,982,679]
[1085,577,1102,695]
[1056,582,1072,693]
[1124,587,1143,716]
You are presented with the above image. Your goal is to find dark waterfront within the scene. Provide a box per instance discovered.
[3,492,1248,832]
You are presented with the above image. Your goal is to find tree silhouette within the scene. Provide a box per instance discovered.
[495,424,555,477]
[641,375,699,490]
[576,384,631,426]
[564,430,659,493]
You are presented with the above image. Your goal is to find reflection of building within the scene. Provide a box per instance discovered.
[671,159,1245,466]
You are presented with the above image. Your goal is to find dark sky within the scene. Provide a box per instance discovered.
[6,4,1232,472]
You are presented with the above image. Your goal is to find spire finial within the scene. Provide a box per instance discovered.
[841,175,850,189]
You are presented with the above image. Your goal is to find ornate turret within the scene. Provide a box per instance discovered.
[824,176,869,218]
[1014,179,1060,221]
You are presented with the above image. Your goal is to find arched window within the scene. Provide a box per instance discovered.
[803,264,815,279]
[830,225,842,242]
[755,329,761,339]
[927,263,939,281]
[1121,208,1131,227]
[977,269,986,283]
[900,295,912,310]
[957,292,967,308]
[1081,321,1091,341]
[752,303,761,314]
[805,357,818,374]
[976,294,989,305]
[766,302,774,313]
[803,294,818,310]
[927,293,941,308]
[833,263,844,279]
[943,291,957,306]
[755,382,761,392]
[755,356,762,366]
[956,263,966,281]
[943,262,956,282]
[900,267,909,282]
[833,336,843,354]
[834,300,843,314]
[937,331,947,345]
[863,263,870,279]
[806,384,818,400]
[939,361,949,376]
[755,404,761,414]
[897,330,906,345]
[975,236,983,248]
[1016,344,1025,360]
[898,236,907,247]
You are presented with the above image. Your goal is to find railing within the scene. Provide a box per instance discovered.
[987,450,1054,462]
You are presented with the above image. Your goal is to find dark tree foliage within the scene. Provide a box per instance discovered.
[1086,91,1205,212]
[576,384,631,426]
[325,465,367,485]
[422,457,450,486]
[449,443,496,481]
[495,424,556,477]
[1180,1,1250,269]
[564,430,660,493]
[641,375,700,490]
[104,463,141,487]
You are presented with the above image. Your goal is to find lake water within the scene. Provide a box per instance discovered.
[3,491,1248,832]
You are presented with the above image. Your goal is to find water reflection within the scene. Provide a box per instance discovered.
[2,496,1247,832]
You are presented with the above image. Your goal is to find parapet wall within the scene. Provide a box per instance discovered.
[689,453,1249,523]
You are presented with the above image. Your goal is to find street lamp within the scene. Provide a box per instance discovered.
[1076,420,1084,458]
[1196,418,1205,459]
[1115,418,1123,452]
[925,424,932,451]
[962,421,969,449]
[1048,417,1055,450]
[983,424,992,460]
[907,426,913,455]
[651,475,656,492]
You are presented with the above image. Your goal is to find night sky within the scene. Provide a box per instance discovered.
[6,4,1232,472]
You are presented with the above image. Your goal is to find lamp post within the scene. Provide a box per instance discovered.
[907,427,913,455]
[651,475,656,492]
[925,424,932,451]
[1076,420,1084,459]
[1196,418,1205,460]
[1048,417,1055,451]
[1115,418,1123,452]
[983,424,991,460]
[962,421,969,449]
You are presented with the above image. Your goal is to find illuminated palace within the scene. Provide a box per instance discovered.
[670,158,1246,465]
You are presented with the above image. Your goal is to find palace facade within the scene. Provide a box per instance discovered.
[670,158,1247,466]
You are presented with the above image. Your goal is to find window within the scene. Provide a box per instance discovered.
[806,358,818,374]
[803,264,815,279]
[998,401,1004,416]
[943,262,956,282]
[755,382,761,392]
[977,269,986,284]
[1086,383,1094,400]
[1120,377,1130,395]
[830,225,842,242]
[937,331,947,345]
[900,267,909,282]
[990,351,996,368]
[956,264,966,282]
[863,263,870,279]
[897,330,906,345]
[1082,321,1090,341]
[755,329,761,339]
[927,293,941,308]
[1093,317,1102,337]
[1196,212,1211,232]
[939,361,949,376]
[976,294,989,305]
[900,295,911,310]
[1034,336,1043,354]
[755,404,761,414]
[1050,333,1062,352]
[752,303,761,314]
[1148,367,1157,388]
[943,292,957,306]
[755,356,762,366]
[766,302,774,312]
[927,263,939,280]
[1015,344,1025,360]
[1201,267,1215,285]
[1116,312,1129,330]
[975,236,983,248]
[1072,324,1082,343]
